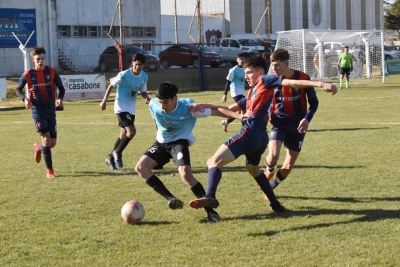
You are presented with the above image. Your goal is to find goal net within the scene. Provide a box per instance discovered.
[270,29,385,84]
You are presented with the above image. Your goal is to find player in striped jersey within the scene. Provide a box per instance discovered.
[265,48,337,196]
[189,56,337,217]
[16,46,66,178]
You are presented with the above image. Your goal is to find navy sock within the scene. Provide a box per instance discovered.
[146,175,174,200]
[205,167,222,198]
[42,146,52,169]
[254,172,279,205]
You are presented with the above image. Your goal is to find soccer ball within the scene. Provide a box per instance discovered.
[121,200,145,224]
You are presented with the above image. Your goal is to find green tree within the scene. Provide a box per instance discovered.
[384,0,400,29]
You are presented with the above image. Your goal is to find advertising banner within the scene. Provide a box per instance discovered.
[386,60,400,75]
[0,78,6,102]
[0,8,37,48]
[60,74,106,100]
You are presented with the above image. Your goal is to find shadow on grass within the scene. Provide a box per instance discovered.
[133,221,177,226]
[309,127,389,132]
[280,195,400,203]
[247,206,400,237]
[1,106,26,112]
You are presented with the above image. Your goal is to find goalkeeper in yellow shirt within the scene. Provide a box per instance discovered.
[337,46,354,89]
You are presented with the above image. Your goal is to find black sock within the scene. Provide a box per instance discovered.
[271,170,286,189]
[206,167,222,198]
[254,172,279,205]
[146,175,174,200]
[226,118,234,124]
[266,163,276,173]
[191,182,215,213]
[112,138,121,154]
[115,135,132,155]
[42,146,52,169]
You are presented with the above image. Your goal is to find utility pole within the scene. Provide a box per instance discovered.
[174,0,178,43]
[197,0,202,44]
[266,0,271,41]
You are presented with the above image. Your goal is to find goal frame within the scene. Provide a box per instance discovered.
[272,29,386,83]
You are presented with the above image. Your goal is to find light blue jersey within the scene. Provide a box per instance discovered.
[149,98,197,145]
[110,69,148,114]
[226,65,246,97]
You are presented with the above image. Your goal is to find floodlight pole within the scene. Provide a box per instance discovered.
[12,30,35,98]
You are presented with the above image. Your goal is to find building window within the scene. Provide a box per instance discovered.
[73,26,88,37]
[57,25,71,37]
[88,26,101,37]
[102,26,120,38]
[144,27,155,37]
[131,27,156,38]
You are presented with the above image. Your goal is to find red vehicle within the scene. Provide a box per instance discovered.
[158,44,223,68]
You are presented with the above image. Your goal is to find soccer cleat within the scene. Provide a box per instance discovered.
[339,86,343,89]
[221,120,228,132]
[46,168,56,179]
[189,196,219,209]
[105,154,117,170]
[168,197,184,210]
[265,166,278,181]
[34,143,41,163]
[346,86,350,89]
[112,150,123,168]
[207,211,221,223]
[270,202,286,213]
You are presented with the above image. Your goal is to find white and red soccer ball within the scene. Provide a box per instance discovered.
[121,200,145,224]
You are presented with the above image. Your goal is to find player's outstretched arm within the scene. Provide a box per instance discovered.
[282,79,337,95]
[190,105,242,120]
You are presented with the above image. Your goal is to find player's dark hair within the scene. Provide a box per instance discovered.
[156,82,178,99]
[132,52,146,64]
[30,46,46,57]
[270,48,289,62]
[344,46,349,49]
[243,55,268,73]
[237,52,250,59]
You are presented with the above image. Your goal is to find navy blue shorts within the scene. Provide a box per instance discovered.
[31,106,57,138]
[270,124,305,152]
[224,125,269,166]
[144,139,191,169]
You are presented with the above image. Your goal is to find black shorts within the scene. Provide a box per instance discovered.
[232,94,245,103]
[340,67,351,75]
[144,139,191,169]
[117,112,135,127]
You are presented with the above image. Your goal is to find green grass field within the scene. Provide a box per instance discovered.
[1,76,399,267]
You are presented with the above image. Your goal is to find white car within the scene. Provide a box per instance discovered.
[314,42,352,54]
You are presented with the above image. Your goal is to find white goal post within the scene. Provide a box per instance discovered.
[270,29,385,83]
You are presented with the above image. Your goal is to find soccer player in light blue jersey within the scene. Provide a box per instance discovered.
[220,52,249,132]
[135,82,241,223]
[100,52,151,170]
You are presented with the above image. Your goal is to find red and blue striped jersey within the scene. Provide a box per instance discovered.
[17,66,65,107]
[238,75,283,130]
[270,69,318,124]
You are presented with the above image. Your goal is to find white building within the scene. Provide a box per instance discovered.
[0,0,383,76]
